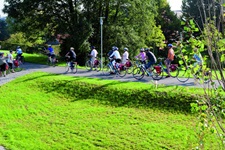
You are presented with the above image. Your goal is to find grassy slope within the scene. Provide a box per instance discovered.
[0,72,220,150]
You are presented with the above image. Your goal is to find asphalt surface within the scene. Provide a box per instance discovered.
[0,62,218,88]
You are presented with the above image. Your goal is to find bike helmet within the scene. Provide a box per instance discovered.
[113,47,118,51]
[140,48,144,52]
[91,46,95,49]
[168,44,173,47]
[145,48,149,51]
[17,46,20,48]
[48,44,52,47]
[70,47,74,50]
[124,47,128,51]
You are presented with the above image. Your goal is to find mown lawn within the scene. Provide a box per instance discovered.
[0,72,221,150]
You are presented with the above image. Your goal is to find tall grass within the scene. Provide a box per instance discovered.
[0,72,220,149]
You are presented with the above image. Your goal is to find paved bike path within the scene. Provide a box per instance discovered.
[0,62,216,88]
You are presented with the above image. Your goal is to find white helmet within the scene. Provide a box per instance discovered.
[124,47,128,51]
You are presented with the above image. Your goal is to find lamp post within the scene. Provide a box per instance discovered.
[100,17,105,69]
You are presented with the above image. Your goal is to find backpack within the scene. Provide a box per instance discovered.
[125,61,132,67]
[5,64,9,70]
[14,60,19,67]
[94,60,99,65]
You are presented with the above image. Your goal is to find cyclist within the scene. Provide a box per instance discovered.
[144,48,157,70]
[0,52,7,77]
[109,46,121,69]
[193,47,203,67]
[65,47,76,67]
[122,47,129,64]
[164,44,175,78]
[7,50,15,73]
[16,46,23,60]
[135,48,146,64]
[47,45,56,62]
[108,46,115,57]
[89,46,98,67]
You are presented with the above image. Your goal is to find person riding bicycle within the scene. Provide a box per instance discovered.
[122,47,129,64]
[47,45,56,62]
[16,46,23,60]
[135,48,146,64]
[109,46,121,69]
[65,47,76,67]
[7,50,15,73]
[144,48,157,70]
[193,47,203,67]
[164,44,175,78]
[0,52,7,77]
[89,46,98,67]
[108,46,115,57]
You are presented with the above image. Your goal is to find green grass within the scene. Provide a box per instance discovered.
[0,72,221,149]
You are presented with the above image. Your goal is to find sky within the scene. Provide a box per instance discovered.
[0,0,6,17]
[167,0,182,10]
[0,0,182,18]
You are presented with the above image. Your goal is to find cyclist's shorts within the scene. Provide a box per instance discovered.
[115,59,121,63]
[50,54,56,58]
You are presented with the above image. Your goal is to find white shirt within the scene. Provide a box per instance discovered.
[91,49,98,58]
[110,50,121,59]
[122,51,129,63]
[17,48,23,54]
[7,53,13,63]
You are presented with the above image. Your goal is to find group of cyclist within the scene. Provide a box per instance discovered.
[0,43,203,78]
[61,44,177,77]
[0,46,24,77]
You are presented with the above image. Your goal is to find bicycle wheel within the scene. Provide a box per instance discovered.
[169,65,179,78]
[65,62,70,73]
[196,70,212,84]
[102,64,111,76]
[117,67,127,77]
[95,61,102,72]
[151,66,163,80]
[133,67,145,80]
[85,60,92,71]
[176,67,191,82]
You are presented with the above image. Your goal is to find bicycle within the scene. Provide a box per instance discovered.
[47,54,57,67]
[102,59,127,77]
[16,55,25,65]
[85,58,102,72]
[176,64,212,83]
[65,60,77,74]
[124,60,133,74]
[149,57,179,80]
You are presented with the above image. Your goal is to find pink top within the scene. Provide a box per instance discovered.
[135,52,146,61]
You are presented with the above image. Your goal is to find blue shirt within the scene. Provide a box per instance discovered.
[48,47,54,54]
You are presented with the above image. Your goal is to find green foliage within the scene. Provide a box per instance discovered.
[0,19,10,41]
[3,0,173,64]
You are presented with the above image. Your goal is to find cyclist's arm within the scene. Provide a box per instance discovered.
[65,52,70,57]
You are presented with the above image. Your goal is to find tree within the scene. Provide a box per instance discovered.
[155,0,181,43]
[3,0,168,62]
[182,0,223,33]
[178,0,225,148]
[0,19,10,41]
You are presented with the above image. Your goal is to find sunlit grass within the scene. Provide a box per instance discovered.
[0,72,220,149]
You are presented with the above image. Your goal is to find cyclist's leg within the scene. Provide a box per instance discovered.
[164,59,171,76]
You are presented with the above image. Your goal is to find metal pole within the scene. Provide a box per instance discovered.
[100,17,105,69]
